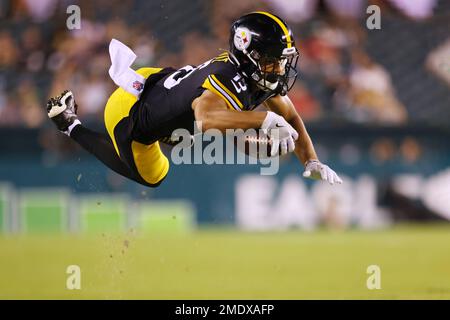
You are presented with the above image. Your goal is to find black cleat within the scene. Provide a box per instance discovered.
[47,90,79,135]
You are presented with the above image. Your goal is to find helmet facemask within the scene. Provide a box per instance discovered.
[240,46,299,96]
[250,47,299,96]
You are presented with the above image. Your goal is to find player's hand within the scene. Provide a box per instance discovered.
[303,160,343,185]
[261,111,299,157]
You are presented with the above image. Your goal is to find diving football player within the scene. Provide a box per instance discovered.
[47,12,342,187]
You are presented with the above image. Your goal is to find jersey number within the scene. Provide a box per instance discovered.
[163,66,195,89]
[163,60,212,90]
[231,74,247,93]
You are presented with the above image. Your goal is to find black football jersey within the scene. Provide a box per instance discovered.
[129,52,274,145]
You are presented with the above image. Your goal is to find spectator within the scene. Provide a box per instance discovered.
[0,31,19,69]
[15,79,45,128]
[337,50,408,124]
[370,138,397,164]
[400,137,422,164]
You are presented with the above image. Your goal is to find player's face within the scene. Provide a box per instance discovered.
[259,56,287,76]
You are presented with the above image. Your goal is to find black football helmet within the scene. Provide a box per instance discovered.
[229,11,299,96]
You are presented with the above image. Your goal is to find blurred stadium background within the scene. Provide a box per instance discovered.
[1,0,450,299]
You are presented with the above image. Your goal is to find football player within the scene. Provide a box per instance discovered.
[47,11,342,187]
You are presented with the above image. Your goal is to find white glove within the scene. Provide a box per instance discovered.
[261,111,299,157]
[303,160,343,185]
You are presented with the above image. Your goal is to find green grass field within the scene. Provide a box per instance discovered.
[1,224,450,299]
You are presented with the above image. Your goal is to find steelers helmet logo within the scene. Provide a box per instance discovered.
[233,27,252,51]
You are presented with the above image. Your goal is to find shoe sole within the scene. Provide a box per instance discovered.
[48,91,73,118]
[48,104,67,118]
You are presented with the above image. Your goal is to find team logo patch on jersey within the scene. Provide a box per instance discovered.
[234,27,252,51]
[133,81,144,91]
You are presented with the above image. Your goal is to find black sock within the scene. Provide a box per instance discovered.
[70,125,138,183]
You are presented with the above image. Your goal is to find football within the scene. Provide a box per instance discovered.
[232,130,280,159]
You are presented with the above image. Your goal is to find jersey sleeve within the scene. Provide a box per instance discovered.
[201,70,249,111]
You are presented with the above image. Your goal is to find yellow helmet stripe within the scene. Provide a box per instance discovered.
[253,11,292,48]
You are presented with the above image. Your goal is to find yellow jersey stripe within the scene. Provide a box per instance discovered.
[209,75,244,110]
[201,77,235,110]
[254,11,292,48]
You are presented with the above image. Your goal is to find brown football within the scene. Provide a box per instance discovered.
[232,130,280,159]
